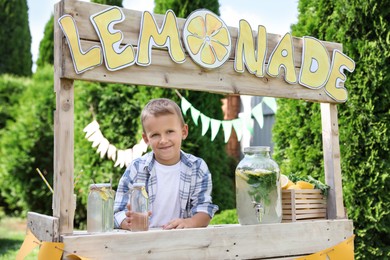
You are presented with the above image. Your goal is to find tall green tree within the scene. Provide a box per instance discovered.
[0,0,32,76]
[273,0,390,258]
[36,15,54,68]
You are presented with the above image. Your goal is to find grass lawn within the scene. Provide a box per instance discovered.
[0,217,38,260]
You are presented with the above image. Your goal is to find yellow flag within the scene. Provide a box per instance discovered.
[16,229,40,260]
[296,235,355,260]
[38,242,64,260]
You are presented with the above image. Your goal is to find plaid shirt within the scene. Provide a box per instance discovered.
[114,150,219,228]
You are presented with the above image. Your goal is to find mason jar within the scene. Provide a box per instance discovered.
[235,146,282,224]
[87,183,115,233]
[129,183,149,231]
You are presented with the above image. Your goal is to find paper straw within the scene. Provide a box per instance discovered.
[36,168,54,194]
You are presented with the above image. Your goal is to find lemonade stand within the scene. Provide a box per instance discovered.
[23,0,355,258]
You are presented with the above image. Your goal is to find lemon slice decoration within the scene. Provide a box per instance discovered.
[141,186,149,199]
[183,10,231,69]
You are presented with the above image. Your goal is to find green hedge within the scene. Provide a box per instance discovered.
[273,0,390,258]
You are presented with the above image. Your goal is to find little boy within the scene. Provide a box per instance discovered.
[114,98,218,230]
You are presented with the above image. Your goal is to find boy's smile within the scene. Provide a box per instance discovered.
[142,113,188,165]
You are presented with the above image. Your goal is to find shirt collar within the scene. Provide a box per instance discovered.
[143,150,194,173]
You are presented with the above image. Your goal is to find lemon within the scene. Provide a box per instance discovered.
[280,174,289,189]
[287,184,302,190]
[296,181,315,189]
[183,10,231,69]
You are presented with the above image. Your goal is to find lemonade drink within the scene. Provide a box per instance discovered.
[236,169,282,224]
[235,146,282,225]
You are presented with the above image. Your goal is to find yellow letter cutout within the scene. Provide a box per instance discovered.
[325,49,355,102]
[234,20,267,77]
[267,33,297,84]
[58,15,102,74]
[90,7,135,71]
[299,36,331,89]
[137,10,185,66]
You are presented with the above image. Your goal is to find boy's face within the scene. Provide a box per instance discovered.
[142,113,188,165]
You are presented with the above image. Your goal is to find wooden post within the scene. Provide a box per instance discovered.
[321,103,345,219]
[53,0,75,234]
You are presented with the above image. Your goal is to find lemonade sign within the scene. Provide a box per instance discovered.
[58,7,355,102]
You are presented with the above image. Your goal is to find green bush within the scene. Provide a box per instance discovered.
[0,65,54,216]
[273,0,390,258]
[210,209,238,225]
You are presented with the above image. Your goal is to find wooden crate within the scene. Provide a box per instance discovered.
[282,189,327,222]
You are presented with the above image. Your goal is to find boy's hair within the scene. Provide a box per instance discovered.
[141,98,185,132]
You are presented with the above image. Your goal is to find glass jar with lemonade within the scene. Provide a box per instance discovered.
[235,146,282,224]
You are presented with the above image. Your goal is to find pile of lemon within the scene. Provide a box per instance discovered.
[280,174,315,190]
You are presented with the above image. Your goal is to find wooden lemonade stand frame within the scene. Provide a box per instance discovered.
[27,0,355,258]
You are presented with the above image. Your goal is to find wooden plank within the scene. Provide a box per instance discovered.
[58,0,344,103]
[27,212,60,242]
[61,41,337,103]
[54,0,75,234]
[321,103,345,219]
[61,220,353,259]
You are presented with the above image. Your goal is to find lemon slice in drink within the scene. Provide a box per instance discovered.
[236,171,249,181]
[141,187,149,199]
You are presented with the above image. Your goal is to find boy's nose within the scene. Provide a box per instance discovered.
[160,134,168,143]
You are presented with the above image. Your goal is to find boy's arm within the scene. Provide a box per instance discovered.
[114,169,132,228]
[163,212,210,229]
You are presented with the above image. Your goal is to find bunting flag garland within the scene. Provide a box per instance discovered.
[251,102,264,129]
[180,96,277,142]
[232,118,243,141]
[210,119,221,141]
[222,120,233,143]
[83,120,148,168]
[200,113,210,136]
[190,106,200,126]
[181,97,191,115]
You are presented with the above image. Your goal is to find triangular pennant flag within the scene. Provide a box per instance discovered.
[232,118,243,141]
[190,106,200,126]
[222,120,233,143]
[251,102,264,129]
[16,229,41,260]
[181,97,191,115]
[38,242,64,260]
[262,97,277,113]
[243,114,254,135]
[210,119,221,141]
[83,120,100,139]
[114,149,126,168]
[107,144,117,161]
[296,235,355,260]
[96,138,109,158]
[200,113,210,136]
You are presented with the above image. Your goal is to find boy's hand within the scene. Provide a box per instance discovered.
[120,204,152,230]
[162,212,210,230]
